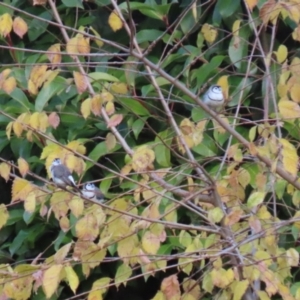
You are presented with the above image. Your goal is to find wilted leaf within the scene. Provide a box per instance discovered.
[245,0,258,11]
[73,71,87,94]
[107,114,123,128]
[105,133,116,151]
[66,37,79,58]
[2,77,16,94]
[13,16,28,38]
[47,44,61,68]
[161,275,180,300]
[48,112,60,129]
[91,94,102,116]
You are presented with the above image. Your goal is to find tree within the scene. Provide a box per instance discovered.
[0,0,299,299]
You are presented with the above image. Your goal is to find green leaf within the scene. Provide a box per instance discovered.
[86,142,107,171]
[28,11,51,42]
[62,0,84,8]
[192,134,218,156]
[142,77,170,96]
[216,0,241,19]
[136,29,164,43]
[9,230,28,256]
[100,176,112,195]
[89,72,119,82]
[8,88,32,111]
[121,98,150,116]
[132,118,145,139]
[247,192,265,208]
[35,77,68,112]
[115,263,132,288]
[154,130,172,167]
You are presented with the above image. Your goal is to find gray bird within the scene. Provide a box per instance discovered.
[50,158,80,191]
[81,183,104,202]
[202,85,224,110]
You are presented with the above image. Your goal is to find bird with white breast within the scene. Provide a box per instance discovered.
[50,158,80,192]
[81,183,104,202]
[202,85,224,111]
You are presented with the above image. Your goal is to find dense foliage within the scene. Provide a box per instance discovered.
[1,0,300,299]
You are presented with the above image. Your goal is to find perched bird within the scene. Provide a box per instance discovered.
[81,183,104,202]
[202,85,224,110]
[50,158,80,191]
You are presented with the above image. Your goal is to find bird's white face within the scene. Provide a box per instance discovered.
[210,85,222,94]
[52,158,62,166]
[209,85,223,101]
[85,183,95,191]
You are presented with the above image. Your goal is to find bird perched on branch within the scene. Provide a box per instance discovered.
[202,85,224,111]
[50,158,80,192]
[81,183,104,202]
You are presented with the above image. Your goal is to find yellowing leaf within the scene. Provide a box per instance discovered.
[105,101,115,115]
[81,98,91,119]
[276,45,288,64]
[0,204,9,229]
[107,114,123,128]
[290,83,300,103]
[24,192,36,213]
[132,146,155,172]
[42,264,63,298]
[142,231,160,254]
[13,120,23,137]
[0,162,11,181]
[69,196,84,218]
[2,77,16,94]
[161,275,180,300]
[201,23,218,44]
[73,71,87,94]
[0,13,13,37]
[66,37,79,58]
[47,44,61,68]
[76,214,99,241]
[59,216,70,232]
[105,132,116,151]
[233,280,249,300]
[278,100,300,119]
[54,243,72,264]
[247,191,265,208]
[13,16,28,38]
[245,0,258,11]
[12,178,34,201]
[211,268,234,288]
[18,157,29,178]
[224,209,243,226]
[115,263,132,288]
[76,34,90,54]
[91,94,102,116]
[89,26,104,47]
[108,11,123,32]
[279,138,298,176]
[111,82,128,94]
[286,248,299,267]
[64,265,79,294]
[259,0,280,25]
[208,207,224,223]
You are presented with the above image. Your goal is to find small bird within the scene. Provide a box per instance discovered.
[81,183,104,202]
[202,85,224,110]
[50,158,80,191]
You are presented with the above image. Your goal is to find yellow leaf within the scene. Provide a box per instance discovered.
[0,162,11,181]
[111,82,128,94]
[13,120,23,137]
[217,76,229,99]
[76,214,99,241]
[105,101,115,115]
[73,71,87,94]
[0,13,13,37]
[12,178,34,201]
[208,207,224,223]
[76,34,90,54]
[55,243,72,264]
[47,44,61,68]
[66,37,79,58]
[24,192,36,213]
[286,248,299,266]
[132,146,155,172]
[69,196,84,218]
[142,231,160,254]
[279,138,298,176]
[6,121,12,139]
[64,265,79,294]
[81,98,91,119]
[201,23,218,44]
[290,83,300,103]
[66,140,86,155]
[28,78,38,95]
[13,16,28,38]
[2,77,16,94]
[91,94,103,116]
[290,57,300,76]
[89,26,104,47]
[276,45,287,64]
[278,100,300,119]
[42,264,63,298]
[88,278,111,299]
[50,191,71,219]
[211,268,234,288]
[245,0,258,11]
[59,216,70,232]
[164,203,177,222]
[115,263,132,288]
[182,279,200,299]
[233,280,249,300]
[0,204,9,229]
[105,132,116,151]
[108,11,123,32]
[17,157,29,178]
